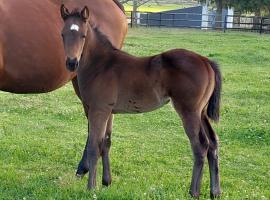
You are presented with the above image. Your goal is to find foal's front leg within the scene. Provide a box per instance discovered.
[76,132,90,177]
[87,108,111,189]
[76,114,113,179]
[71,77,92,178]
[101,114,113,186]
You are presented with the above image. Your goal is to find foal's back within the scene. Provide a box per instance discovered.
[105,49,214,114]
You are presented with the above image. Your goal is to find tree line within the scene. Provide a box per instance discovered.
[200,0,270,16]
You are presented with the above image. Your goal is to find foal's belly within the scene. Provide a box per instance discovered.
[112,95,170,114]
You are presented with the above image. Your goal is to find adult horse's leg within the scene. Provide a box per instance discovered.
[101,114,113,186]
[174,103,209,198]
[202,115,221,198]
[0,46,4,89]
[86,107,111,189]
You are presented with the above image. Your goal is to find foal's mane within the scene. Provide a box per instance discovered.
[91,25,117,51]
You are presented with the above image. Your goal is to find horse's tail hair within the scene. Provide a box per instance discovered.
[207,60,222,122]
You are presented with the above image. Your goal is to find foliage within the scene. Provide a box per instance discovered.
[230,0,270,15]
[200,0,270,15]
[0,28,270,199]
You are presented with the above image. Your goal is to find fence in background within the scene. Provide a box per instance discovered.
[126,11,270,34]
[224,15,270,33]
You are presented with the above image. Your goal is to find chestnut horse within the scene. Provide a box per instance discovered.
[61,6,222,199]
[0,0,127,93]
[0,0,126,187]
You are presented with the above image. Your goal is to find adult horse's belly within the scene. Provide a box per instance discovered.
[0,0,127,93]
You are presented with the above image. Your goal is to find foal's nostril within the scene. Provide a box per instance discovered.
[66,58,79,71]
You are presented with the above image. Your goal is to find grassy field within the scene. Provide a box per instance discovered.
[0,28,270,200]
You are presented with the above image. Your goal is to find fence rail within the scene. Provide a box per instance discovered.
[126,11,270,34]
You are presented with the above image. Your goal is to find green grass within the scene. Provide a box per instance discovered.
[1,28,270,199]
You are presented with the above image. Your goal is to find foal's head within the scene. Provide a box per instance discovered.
[60,5,90,71]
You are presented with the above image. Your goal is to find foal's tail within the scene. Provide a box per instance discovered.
[207,60,222,122]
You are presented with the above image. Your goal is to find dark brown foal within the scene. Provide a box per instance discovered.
[60,6,222,199]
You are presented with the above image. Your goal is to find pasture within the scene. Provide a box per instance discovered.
[0,28,269,199]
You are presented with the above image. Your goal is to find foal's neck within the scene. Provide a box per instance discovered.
[81,25,136,71]
[85,25,116,61]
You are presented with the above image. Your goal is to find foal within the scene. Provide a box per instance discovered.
[60,5,222,198]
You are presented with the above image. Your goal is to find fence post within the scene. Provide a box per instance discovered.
[130,11,133,28]
[147,12,149,27]
[159,13,161,28]
[223,15,227,33]
[172,13,175,27]
[260,17,264,34]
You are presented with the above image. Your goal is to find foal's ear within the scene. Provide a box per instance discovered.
[81,6,90,22]
[60,4,70,20]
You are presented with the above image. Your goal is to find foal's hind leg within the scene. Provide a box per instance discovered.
[101,114,113,186]
[175,107,209,198]
[202,116,221,198]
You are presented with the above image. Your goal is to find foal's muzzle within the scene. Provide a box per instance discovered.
[66,57,79,71]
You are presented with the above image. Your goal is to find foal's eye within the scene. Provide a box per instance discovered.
[82,35,86,39]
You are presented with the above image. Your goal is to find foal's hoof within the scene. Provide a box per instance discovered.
[75,168,88,178]
[102,179,112,187]
[210,191,221,199]
[189,191,200,199]
[75,162,89,178]
[87,183,96,190]
[75,172,85,179]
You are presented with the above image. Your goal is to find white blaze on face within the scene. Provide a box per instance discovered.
[70,24,79,31]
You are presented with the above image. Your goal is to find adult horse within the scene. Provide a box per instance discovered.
[0,0,127,93]
[0,0,127,188]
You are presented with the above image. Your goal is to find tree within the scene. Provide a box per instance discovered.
[230,0,270,16]
[199,0,231,29]
[202,0,270,16]
[215,0,223,29]
[120,0,153,25]
[228,0,270,29]
[199,0,270,28]
[120,0,152,13]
